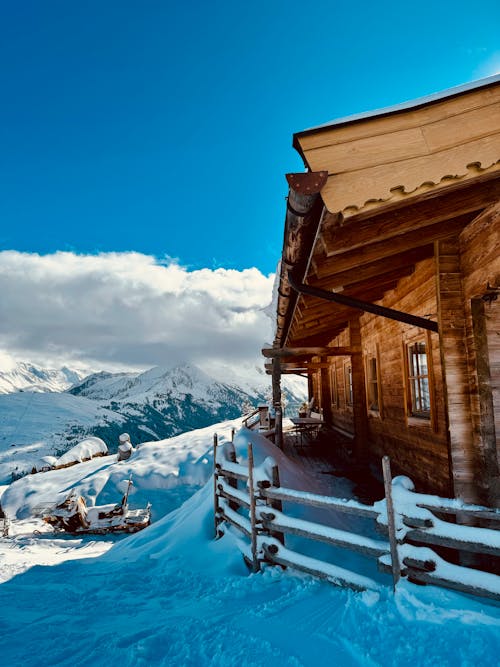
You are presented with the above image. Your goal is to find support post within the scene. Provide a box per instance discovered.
[350,318,368,460]
[213,433,220,538]
[271,464,285,546]
[272,359,283,449]
[382,456,401,591]
[247,443,260,573]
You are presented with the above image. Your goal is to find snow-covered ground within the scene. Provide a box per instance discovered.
[0,420,499,666]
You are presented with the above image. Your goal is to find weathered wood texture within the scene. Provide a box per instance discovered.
[459,203,500,506]
[296,82,500,214]
[326,258,451,496]
[435,238,479,503]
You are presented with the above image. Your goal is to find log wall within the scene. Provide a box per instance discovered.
[326,257,452,496]
[460,203,500,506]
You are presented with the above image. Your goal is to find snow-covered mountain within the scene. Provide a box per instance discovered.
[0,362,306,482]
[0,362,85,395]
[68,363,305,447]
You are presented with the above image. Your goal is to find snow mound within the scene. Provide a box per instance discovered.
[54,436,108,468]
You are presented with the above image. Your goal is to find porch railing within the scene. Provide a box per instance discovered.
[213,436,500,601]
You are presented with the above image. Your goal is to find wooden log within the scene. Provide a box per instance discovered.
[213,434,220,538]
[404,528,500,556]
[272,359,283,450]
[406,568,500,602]
[215,465,248,482]
[262,346,354,358]
[260,487,379,518]
[260,517,389,558]
[402,516,434,529]
[247,443,260,573]
[261,543,374,592]
[268,464,285,545]
[382,456,401,591]
[402,555,437,572]
[217,486,251,510]
[417,503,500,522]
[219,441,242,510]
[217,508,252,539]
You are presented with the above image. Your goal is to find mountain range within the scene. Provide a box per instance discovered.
[0,361,306,482]
[0,362,85,394]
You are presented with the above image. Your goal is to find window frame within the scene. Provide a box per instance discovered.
[330,362,338,408]
[365,346,383,418]
[402,331,436,430]
[343,361,353,408]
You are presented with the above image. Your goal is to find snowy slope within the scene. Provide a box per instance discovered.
[67,363,306,447]
[0,392,126,483]
[0,361,85,394]
[0,362,305,482]
[0,420,499,666]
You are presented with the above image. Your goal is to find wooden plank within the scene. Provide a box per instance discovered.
[213,434,219,538]
[418,503,500,522]
[217,486,251,510]
[260,516,389,558]
[314,215,470,279]
[406,568,500,602]
[262,346,354,358]
[247,444,260,573]
[261,543,377,592]
[260,487,379,518]
[382,456,401,590]
[320,186,493,257]
[405,528,500,556]
[298,85,500,152]
[314,137,500,214]
[436,238,478,503]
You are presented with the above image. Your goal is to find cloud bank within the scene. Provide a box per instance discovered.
[0,251,275,372]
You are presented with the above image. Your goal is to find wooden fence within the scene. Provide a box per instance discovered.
[213,436,500,601]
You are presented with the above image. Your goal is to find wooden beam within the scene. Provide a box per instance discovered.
[436,239,478,504]
[310,246,432,289]
[350,318,368,460]
[265,362,334,373]
[320,176,500,258]
[262,346,354,358]
[289,270,439,332]
[314,213,474,280]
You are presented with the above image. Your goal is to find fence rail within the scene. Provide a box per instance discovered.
[213,434,500,601]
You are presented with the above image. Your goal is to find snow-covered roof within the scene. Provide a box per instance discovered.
[294,74,500,139]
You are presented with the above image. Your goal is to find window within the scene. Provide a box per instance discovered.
[344,363,353,406]
[366,356,379,412]
[406,341,430,418]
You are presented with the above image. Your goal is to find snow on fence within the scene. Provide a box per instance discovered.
[214,439,500,601]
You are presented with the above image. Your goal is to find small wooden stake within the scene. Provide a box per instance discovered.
[247,443,260,573]
[382,456,401,591]
[270,464,285,545]
[213,433,219,538]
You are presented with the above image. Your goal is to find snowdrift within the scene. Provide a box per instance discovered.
[53,436,108,468]
[1,419,499,666]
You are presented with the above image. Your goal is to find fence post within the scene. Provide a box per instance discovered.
[213,433,220,538]
[271,464,285,546]
[382,455,401,591]
[247,443,260,573]
[231,427,235,443]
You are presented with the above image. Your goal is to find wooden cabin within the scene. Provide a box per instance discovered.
[266,75,500,507]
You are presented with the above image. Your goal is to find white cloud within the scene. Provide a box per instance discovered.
[0,251,275,372]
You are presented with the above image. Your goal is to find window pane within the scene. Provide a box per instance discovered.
[407,341,430,418]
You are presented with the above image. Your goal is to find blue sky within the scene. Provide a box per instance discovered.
[0,1,499,275]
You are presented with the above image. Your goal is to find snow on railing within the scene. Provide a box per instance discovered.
[213,436,500,601]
